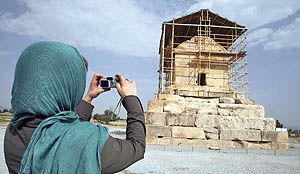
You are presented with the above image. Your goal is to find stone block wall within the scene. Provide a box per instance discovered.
[145,94,288,149]
[174,36,229,89]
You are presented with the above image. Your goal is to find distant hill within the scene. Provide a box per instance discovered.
[0,106,5,110]
[288,125,300,130]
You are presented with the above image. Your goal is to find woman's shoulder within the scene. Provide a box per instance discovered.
[73,121,109,135]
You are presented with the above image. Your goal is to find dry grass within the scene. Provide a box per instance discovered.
[92,119,127,128]
[0,115,11,123]
[108,120,126,126]
[289,136,300,142]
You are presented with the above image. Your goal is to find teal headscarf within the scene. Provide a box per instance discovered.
[11,41,109,174]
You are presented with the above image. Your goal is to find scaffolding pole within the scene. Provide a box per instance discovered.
[158,9,248,97]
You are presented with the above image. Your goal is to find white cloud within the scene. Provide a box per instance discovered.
[1,0,300,54]
[248,28,274,47]
[0,0,162,57]
[184,0,300,49]
[264,17,300,50]
[185,0,300,30]
[247,17,300,50]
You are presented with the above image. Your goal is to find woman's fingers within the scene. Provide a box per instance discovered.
[116,82,124,98]
[116,73,127,86]
[91,73,104,87]
[85,73,136,101]
[97,87,110,94]
[115,74,137,98]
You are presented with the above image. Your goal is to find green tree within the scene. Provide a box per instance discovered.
[93,109,119,124]
[104,110,117,121]
[276,120,283,128]
[9,108,14,114]
[3,109,8,113]
[288,129,293,136]
[93,114,101,121]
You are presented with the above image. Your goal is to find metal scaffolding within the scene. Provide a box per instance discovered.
[158,9,248,97]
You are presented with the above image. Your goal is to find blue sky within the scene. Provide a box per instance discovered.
[0,0,299,129]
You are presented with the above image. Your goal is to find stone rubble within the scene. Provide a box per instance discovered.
[145,94,288,149]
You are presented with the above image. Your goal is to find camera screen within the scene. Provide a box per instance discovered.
[100,81,109,88]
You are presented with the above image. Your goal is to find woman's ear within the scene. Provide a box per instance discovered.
[81,56,88,71]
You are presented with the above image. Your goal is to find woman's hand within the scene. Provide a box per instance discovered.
[116,73,137,98]
[83,73,110,103]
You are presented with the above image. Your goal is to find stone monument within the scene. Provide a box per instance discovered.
[146,9,288,149]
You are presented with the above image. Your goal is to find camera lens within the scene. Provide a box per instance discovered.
[100,81,109,88]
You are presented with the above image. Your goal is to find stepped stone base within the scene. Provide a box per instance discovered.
[145,94,288,150]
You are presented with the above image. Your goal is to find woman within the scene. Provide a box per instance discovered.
[4,41,145,174]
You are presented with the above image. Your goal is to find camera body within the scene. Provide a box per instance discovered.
[100,76,120,88]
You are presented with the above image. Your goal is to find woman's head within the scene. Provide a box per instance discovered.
[11,41,87,126]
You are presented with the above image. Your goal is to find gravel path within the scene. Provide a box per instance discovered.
[1,125,299,174]
[118,145,300,174]
[0,125,8,173]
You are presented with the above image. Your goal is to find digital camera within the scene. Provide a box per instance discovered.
[100,76,120,88]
